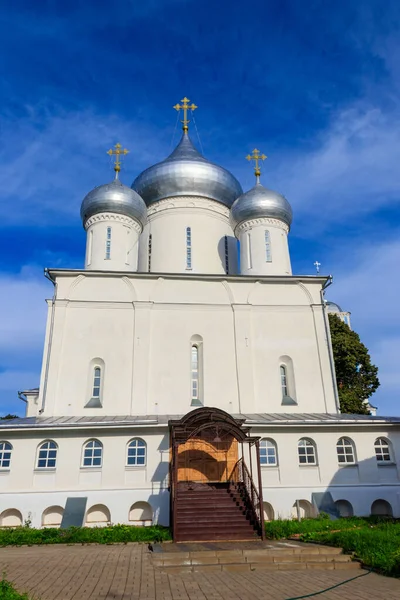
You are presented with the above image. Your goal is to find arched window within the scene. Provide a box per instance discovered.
[105,226,112,259]
[280,365,288,397]
[246,232,252,269]
[224,236,229,274]
[92,367,102,399]
[37,441,58,469]
[191,345,200,404]
[260,439,278,466]
[186,227,192,269]
[127,439,147,466]
[190,335,203,406]
[298,438,317,465]
[336,437,356,464]
[148,234,152,272]
[0,442,12,469]
[265,230,272,262]
[82,440,103,467]
[374,438,393,463]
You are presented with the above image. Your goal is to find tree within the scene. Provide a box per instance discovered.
[0,414,19,420]
[328,314,380,414]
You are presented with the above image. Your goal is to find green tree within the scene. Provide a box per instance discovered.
[0,414,18,420]
[328,314,380,414]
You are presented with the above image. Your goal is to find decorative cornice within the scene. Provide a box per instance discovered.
[147,196,230,220]
[85,213,142,233]
[237,217,289,234]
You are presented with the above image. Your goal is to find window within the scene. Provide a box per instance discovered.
[191,345,199,401]
[260,439,278,466]
[224,236,229,274]
[280,365,288,397]
[37,441,58,469]
[148,234,152,272]
[87,230,93,266]
[247,232,252,269]
[127,439,147,466]
[82,440,103,467]
[186,227,192,269]
[374,438,393,463]
[336,437,356,464]
[105,226,112,259]
[92,367,101,399]
[265,230,272,262]
[0,442,12,469]
[298,438,317,465]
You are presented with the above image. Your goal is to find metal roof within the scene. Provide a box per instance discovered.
[1,413,399,431]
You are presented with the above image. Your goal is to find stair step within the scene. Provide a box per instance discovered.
[157,561,361,573]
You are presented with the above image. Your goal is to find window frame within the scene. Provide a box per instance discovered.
[265,230,272,262]
[36,440,58,470]
[148,233,152,272]
[298,438,317,466]
[92,366,102,399]
[280,364,289,397]
[81,439,103,468]
[0,441,12,469]
[126,438,147,467]
[336,437,357,465]
[374,437,394,464]
[191,344,200,402]
[260,439,278,467]
[186,227,192,270]
[105,226,112,260]
[224,235,229,274]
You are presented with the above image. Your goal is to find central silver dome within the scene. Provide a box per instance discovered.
[132,133,243,208]
[230,182,293,232]
[81,179,147,228]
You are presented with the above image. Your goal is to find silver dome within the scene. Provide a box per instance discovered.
[326,301,343,313]
[81,179,147,228]
[230,182,293,231]
[132,133,243,208]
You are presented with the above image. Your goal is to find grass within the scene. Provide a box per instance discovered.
[0,577,31,599]
[0,524,171,547]
[265,514,400,577]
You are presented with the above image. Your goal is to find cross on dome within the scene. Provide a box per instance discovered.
[107,143,129,179]
[173,96,198,133]
[246,148,267,183]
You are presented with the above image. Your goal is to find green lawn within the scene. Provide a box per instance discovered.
[265,516,400,577]
[0,578,31,599]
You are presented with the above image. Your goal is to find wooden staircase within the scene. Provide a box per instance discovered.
[174,482,261,542]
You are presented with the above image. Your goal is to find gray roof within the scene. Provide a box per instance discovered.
[1,413,399,430]
[230,182,293,232]
[80,179,147,228]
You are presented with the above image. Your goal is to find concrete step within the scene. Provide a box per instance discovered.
[155,560,361,573]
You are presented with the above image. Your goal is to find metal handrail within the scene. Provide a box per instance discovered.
[229,458,262,534]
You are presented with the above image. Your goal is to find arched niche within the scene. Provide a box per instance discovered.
[42,506,64,527]
[129,501,153,526]
[334,499,354,518]
[0,508,23,527]
[371,499,393,517]
[291,500,317,519]
[263,502,275,521]
[85,504,111,526]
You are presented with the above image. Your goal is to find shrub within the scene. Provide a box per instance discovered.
[0,524,171,547]
[0,577,31,599]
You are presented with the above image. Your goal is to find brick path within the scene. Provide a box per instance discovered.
[0,544,399,599]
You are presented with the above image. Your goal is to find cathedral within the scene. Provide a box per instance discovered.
[1,99,399,540]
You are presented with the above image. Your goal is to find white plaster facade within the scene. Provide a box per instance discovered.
[1,126,399,529]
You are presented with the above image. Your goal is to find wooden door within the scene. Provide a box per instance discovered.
[177,432,238,483]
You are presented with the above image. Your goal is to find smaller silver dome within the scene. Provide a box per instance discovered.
[81,179,147,228]
[230,182,293,232]
[326,301,343,313]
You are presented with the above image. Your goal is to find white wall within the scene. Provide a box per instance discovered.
[36,273,337,417]
[237,218,292,276]
[1,424,400,526]
[84,213,142,272]
[138,197,238,275]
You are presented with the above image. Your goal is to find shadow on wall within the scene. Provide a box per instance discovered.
[262,439,399,522]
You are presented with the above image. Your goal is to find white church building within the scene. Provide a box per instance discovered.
[1,100,399,539]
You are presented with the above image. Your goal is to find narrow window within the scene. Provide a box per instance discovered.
[298,438,317,465]
[37,441,58,469]
[148,234,152,272]
[92,367,101,399]
[280,365,288,397]
[127,439,147,466]
[247,232,252,269]
[82,440,103,467]
[191,345,199,401]
[87,230,93,266]
[186,227,192,269]
[224,236,229,274]
[105,227,112,259]
[265,230,272,262]
[374,438,392,463]
[336,437,356,464]
[0,442,12,469]
[260,439,278,466]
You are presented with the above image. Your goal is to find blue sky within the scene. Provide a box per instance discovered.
[0,0,399,415]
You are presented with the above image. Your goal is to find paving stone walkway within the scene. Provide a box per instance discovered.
[0,544,399,599]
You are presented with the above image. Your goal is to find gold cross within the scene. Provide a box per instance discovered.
[173,97,198,133]
[246,148,267,180]
[107,143,129,178]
